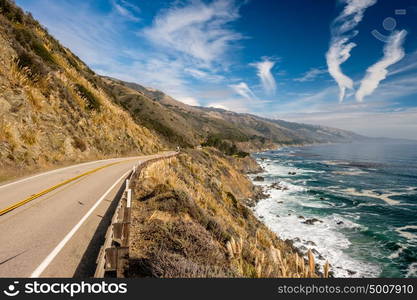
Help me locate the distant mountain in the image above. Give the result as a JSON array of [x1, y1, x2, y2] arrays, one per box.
[[103, 77, 365, 152]]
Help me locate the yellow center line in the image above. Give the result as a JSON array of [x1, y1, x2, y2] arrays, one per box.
[[0, 159, 134, 216]]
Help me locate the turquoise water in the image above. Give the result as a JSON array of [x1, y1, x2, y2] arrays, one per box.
[[252, 142, 417, 278]]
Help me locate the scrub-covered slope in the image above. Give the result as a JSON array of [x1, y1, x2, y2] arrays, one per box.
[[0, 0, 162, 180]]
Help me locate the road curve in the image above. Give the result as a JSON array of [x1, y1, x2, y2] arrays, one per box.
[[0, 152, 176, 277]]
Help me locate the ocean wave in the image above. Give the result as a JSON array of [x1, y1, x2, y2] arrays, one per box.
[[258, 160, 321, 177], [341, 188, 402, 206], [395, 225, 417, 243], [253, 196, 380, 278], [332, 170, 368, 176], [406, 262, 417, 278], [388, 243, 407, 259]]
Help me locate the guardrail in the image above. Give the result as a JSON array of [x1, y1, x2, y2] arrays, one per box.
[[94, 153, 177, 278]]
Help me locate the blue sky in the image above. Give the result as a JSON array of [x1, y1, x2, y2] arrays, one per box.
[[16, 0, 417, 139]]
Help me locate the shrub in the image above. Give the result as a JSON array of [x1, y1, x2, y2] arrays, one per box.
[[16, 50, 46, 80], [0, 0, 24, 23], [13, 26, 34, 48], [72, 136, 87, 152], [202, 135, 249, 157], [32, 42, 55, 65], [74, 83, 100, 110]]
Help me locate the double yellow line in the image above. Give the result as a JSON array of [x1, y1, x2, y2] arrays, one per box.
[[0, 160, 125, 216]]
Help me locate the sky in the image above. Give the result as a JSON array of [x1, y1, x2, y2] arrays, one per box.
[[15, 0, 417, 139]]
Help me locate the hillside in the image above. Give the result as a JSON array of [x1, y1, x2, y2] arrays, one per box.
[[127, 149, 326, 278], [103, 77, 364, 153], [0, 0, 163, 180]]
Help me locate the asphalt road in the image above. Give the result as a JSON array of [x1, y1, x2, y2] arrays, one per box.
[[0, 152, 175, 277]]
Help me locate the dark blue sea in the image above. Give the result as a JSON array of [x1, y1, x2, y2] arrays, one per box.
[[252, 142, 417, 278]]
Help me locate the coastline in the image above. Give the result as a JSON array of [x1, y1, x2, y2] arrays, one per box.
[[126, 148, 327, 277], [246, 142, 417, 278], [245, 144, 377, 278]]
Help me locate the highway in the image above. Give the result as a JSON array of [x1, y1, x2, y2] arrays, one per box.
[[0, 152, 175, 277]]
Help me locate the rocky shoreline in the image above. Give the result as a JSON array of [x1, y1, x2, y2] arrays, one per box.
[[244, 150, 369, 278]]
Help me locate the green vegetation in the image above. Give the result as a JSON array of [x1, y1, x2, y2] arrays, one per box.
[[202, 135, 249, 157], [0, 0, 24, 23], [74, 83, 101, 110], [32, 41, 55, 65], [1, 0, 162, 179], [128, 149, 325, 278], [16, 51, 45, 80]]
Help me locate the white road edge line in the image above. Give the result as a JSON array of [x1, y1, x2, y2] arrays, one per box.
[[30, 169, 132, 278], [0, 158, 117, 190]]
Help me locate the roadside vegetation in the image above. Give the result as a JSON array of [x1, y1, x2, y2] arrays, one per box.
[[127, 148, 329, 278]]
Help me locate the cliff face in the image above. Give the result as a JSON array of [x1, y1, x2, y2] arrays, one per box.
[[127, 149, 322, 278], [0, 1, 162, 180]]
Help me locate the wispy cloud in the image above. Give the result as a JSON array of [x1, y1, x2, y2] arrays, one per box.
[[111, 0, 140, 22], [294, 67, 327, 82], [229, 82, 257, 100], [388, 50, 417, 76], [184, 68, 224, 82], [356, 30, 407, 102], [141, 0, 242, 66], [277, 106, 417, 140], [251, 58, 276, 95], [33, 0, 246, 106], [326, 0, 377, 102], [175, 96, 200, 106]]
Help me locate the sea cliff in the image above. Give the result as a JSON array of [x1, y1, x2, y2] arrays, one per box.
[[126, 148, 328, 277]]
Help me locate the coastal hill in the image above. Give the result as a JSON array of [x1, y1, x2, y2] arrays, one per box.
[[104, 76, 364, 152], [0, 0, 163, 180]]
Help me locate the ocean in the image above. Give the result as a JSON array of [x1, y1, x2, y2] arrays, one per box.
[[251, 142, 417, 278]]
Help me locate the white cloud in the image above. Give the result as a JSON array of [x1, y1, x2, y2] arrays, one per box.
[[251, 58, 276, 95], [294, 67, 327, 82], [326, 0, 377, 102], [388, 51, 417, 76], [141, 0, 242, 66], [229, 82, 257, 100], [207, 99, 251, 112], [174, 96, 200, 106], [277, 107, 417, 140], [208, 103, 230, 110], [184, 68, 224, 82], [356, 30, 407, 102], [111, 0, 140, 22]]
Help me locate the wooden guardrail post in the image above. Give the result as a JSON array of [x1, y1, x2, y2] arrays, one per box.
[[94, 152, 178, 278]]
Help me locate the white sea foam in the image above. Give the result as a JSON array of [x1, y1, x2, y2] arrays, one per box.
[[395, 225, 417, 242], [252, 183, 380, 277], [406, 262, 417, 278], [388, 243, 407, 259], [341, 188, 402, 205], [332, 170, 368, 176]]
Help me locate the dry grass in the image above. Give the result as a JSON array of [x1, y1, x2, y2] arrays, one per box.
[[0, 9, 164, 177], [128, 149, 331, 278]]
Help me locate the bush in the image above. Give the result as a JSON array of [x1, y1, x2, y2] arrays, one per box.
[[1, 0, 24, 23], [202, 135, 249, 157], [32, 42, 55, 65], [16, 50, 46, 80], [13, 27, 34, 48], [74, 83, 100, 110], [72, 136, 87, 152]]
